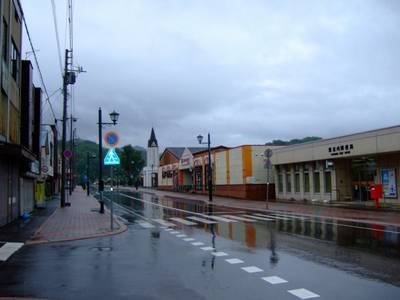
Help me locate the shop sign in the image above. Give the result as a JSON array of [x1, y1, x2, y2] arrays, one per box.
[[381, 168, 397, 198], [328, 144, 354, 157]]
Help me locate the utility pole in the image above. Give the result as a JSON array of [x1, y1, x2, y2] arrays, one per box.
[[61, 50, 68, 207], [60, 49, 76, 207]]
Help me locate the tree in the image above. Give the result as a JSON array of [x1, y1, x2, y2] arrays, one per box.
[[120, 145, 145, 185], [266, 136, 322, 146]]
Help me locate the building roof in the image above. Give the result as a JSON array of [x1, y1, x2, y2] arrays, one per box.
[[147, 127, 158, 148], [163, 147, 207, 159]]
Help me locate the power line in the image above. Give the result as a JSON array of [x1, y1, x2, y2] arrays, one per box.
[[50, 0, 63, 77], [21, 8, 57, 121]]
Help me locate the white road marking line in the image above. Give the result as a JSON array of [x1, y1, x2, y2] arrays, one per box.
[[164, 228, 173, 231], [288, 288, 320, 299], [176, 234, 187, 238], [200, 246, 215, 251], [242, 214, 274, 221], [187, 216, 217, 224], [169, 217, 198, 226], [241, 266, 263, 273], [225, 258, 244, 264], [183, 238, 195, 242], [211, 251, 228, 257], [206, 215, 238, 223], [169, 231, 180, 234], [262, 276, 288, 284], [191, 242, 205, 246], [0, 242, 24, 261], [152, 219, 176, 227], [222, 215, 257, 222], [254, 213, 291, 221], [137, 221, 155, 229]]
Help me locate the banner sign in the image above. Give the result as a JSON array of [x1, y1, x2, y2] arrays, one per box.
[[381, 168, 397, 198]]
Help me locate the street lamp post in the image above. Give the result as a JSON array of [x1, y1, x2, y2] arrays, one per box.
[[98, 107, 119, 213], [86, 152, 96, 196], [197, 133, 212, 202], [69, 116, 77, 196]]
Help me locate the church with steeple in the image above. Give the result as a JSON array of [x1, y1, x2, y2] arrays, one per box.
[[142, 128, 159, 187]]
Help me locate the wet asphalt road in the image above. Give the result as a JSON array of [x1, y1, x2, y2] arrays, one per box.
[[0, 191, 400, 300]]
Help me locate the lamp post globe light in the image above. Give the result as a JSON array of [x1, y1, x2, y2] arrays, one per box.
[[197, 133, 212, 202], [98, 107, 120, 214]]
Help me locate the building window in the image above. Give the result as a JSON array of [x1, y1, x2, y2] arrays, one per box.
[[11, 40, 20, 82], [286, 172, 291, 193], [325, 171, 332, 193], [304, 172, 310, 193], [314, 172, 320, 193], [278, 174, 283, 192], [50, 142, 54, 167], [295, 173, 300, 193], [2, 20, 8, 63]]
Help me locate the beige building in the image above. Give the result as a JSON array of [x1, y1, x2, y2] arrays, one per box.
[[271, 125, 400, 204]]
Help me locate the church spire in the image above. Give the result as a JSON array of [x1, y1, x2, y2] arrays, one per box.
[[148, 127, 158, 148]]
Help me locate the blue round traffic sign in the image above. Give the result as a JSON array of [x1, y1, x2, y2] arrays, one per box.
[[104, 131, 120, 147]]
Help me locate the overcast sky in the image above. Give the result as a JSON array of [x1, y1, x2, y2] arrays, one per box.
[[21, 0, 400, 149]]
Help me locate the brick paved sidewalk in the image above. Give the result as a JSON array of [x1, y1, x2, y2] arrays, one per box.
[[28, 187, 127, 244], [130, 188, 400, 226]]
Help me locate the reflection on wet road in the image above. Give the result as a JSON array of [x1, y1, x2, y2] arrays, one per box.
[[99, 190, 400, 299]]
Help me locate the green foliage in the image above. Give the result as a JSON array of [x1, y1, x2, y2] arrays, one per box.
[[266, 136, 322, 146], [73, 139, 146, 186]]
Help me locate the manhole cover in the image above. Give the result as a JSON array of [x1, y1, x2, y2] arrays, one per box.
[[91, 246, 112, 252]]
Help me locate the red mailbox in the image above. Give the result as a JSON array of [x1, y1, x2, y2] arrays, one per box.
[[370, 184, 383, 208]]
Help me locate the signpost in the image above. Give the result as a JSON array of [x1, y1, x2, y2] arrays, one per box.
[[103, 135, 121, 231], [63, 149, 73, 159], [264, 149, 273, 209]]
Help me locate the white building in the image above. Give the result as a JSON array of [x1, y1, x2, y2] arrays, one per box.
[[143, 128, 159, 187]]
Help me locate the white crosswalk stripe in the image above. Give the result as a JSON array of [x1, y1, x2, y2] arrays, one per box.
[[0, 242, 24, 261], [222, 215, 257, 222], [254, 213, 291, 221], [169, 217, 198, 226], [288, 288, 320, 299], [152, 219, 176, 227], [242, 214, 275, 221], [206, 215, 238, 223], [137, 221, 155, 228], [186, 216, 217, 224], [211, 251, 228, 257]]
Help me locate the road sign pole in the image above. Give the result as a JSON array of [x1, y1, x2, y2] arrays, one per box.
[[111, 166, 114, 231]]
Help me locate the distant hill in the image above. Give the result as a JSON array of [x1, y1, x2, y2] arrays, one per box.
[[266, 136, 322, 146]]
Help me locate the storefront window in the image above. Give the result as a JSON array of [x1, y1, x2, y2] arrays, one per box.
[[286, 172, 291, 193], [304, 172, 310, 193], [194, 166, 202, 190], [295, 173, 300, 192], [278, 174, 283, 192], [314, 172, 320, 193], [324, 171, 332, 193]]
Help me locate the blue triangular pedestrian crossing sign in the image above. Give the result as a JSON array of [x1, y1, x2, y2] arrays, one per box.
[[104, 148, 120, 165]]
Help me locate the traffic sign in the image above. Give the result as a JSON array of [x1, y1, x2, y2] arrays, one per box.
[[104, 148, 120, 165], [104, 131, 120, 147], [64, 149, 73, 159]]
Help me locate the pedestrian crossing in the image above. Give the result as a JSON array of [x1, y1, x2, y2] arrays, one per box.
[[0, 242, 24, 262], [136, 211, 305, 229]]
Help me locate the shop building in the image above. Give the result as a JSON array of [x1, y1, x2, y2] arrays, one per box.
[[194, 145, 280, 201], [271, 125, 400, 204], [158, 147, 206, 191]]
